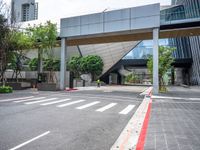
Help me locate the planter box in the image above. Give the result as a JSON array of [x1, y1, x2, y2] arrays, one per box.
[[37, 83, 58, 91]]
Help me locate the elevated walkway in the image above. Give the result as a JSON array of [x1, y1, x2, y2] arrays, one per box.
[[59, 3, 200, 92]]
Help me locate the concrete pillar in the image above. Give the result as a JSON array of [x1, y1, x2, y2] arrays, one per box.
[[60, 38, 67, 90], [153, 28, 159, 94]]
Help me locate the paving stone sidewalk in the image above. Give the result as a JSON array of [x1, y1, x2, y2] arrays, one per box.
[[144, 87, 200, 150]]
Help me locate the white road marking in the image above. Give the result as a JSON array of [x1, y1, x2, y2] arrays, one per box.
[[57, 100, 85, 108], [119, 105, 135, 115], [152, 95, 200, 101], [152, 95, 183, 100], [189, 98, 200, 101], [25, 98, 58, 105], [76, 101, 100, 110], [40, 99, 70, 106], [0, 96, 34, 102], [96, 103, 117, 112], [14, 97, 46, 103], [9, 131, 50, 150]]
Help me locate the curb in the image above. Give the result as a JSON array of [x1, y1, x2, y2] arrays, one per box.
[[110, 87, 153, 150], [135, 93, 152, 150]]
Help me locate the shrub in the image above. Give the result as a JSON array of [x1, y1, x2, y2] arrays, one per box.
[[28, 58, 38, 71], [0, 86, 13, 93], [43, 58, 60, 71]]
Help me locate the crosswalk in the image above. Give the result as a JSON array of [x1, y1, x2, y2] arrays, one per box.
[[1, 96, 137, 115]]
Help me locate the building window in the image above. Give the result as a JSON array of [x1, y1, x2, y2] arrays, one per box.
[[34, 2, 38, 20], [22, 4, 30, 22]]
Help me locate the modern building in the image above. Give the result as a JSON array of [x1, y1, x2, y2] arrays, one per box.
[[11, 0, 38, 23], [170, 0, 200, 85], [100, 0, 200, 86]]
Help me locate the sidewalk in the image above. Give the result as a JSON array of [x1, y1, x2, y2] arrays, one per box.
[[144, 86, 200, 150]]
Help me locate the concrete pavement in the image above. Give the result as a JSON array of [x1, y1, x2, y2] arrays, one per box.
[[145, 86, 200, 150]]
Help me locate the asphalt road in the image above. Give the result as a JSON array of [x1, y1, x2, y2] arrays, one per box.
[[0, 89, 143, 150]]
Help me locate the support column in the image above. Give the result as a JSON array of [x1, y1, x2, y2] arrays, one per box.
[[153, 28, 159, 94], [60, 38, 67, 90]]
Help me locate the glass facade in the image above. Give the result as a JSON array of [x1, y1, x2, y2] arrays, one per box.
[[123, 38, 191, 60], [161, 0, 200, 25], [171, 0, 200, 85]]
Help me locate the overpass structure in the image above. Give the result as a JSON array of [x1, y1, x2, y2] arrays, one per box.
[[59, 3, 200, 94]]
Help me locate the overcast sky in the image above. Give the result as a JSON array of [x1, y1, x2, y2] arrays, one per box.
[[4, 0, 171, 26]]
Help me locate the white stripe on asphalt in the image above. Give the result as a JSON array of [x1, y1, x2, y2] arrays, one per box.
[[14, 97, 46, 103], [96, 103, 117, 112], [9, 131, 50, 150], [25, 98, 58, 105], [119, 105, 135, 115], [57, 100, 85, 108], [40, 99, 71, 106], [76, 101, 100, 110], [0, 96, 34, 102]]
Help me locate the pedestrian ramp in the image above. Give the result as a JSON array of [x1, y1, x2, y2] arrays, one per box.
[[1, 96, 136, 115]]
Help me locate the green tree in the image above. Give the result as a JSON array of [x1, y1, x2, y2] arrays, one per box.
[[0, 0, 9, 85], [68, 55, 104, 81], [80, 55, 103, 80], [0, 1, 18, 85], [68, 56, 82, 78], [28, 21, 57, 73], [8, 31, 33, 81], [147, 46, 175, 92], [43, 58, 60, 71]]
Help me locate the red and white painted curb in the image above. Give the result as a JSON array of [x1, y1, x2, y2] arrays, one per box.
[[111, 87, 152, 150]]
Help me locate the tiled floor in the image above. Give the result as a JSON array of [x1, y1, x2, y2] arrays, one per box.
[[145, 100, 200, 150]]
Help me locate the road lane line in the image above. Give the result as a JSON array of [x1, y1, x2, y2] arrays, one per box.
[[57, 100, 85, 108], [25, 98, 58, 104], [119, 105, 135, 115], [14, 97, 46, 103], [40, 99, 70, 106], [9, 131, 50, 150], [96, 103, 117, 112], [0, 96, 34, 102], [76, 101, 100, 110]]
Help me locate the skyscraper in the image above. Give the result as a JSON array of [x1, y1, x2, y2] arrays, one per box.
[[171, 0, 200, 85], [11, 0, 38, 23]]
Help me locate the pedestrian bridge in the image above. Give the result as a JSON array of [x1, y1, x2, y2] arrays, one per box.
[[59, 3, 200, 93], [60, 3, 200, 45]]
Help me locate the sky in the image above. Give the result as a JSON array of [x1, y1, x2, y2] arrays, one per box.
[[4, 0, 171, 26]]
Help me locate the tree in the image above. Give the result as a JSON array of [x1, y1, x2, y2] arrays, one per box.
[[0, 14, 9, 85], [68, 55, 104, 81], [28, 21, 57, 73], [0, 0, 14, 86], [68, 56, 82, 78], [8, 31, 33, 81], [147, 46, 175, 91], [80, 55, 103, 80]]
